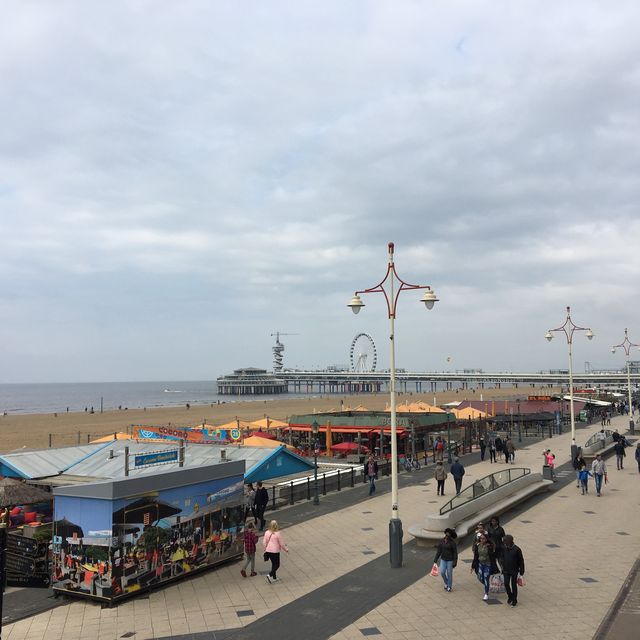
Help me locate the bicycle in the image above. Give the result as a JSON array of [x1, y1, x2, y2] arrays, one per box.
[[402, 454, 421, 472]]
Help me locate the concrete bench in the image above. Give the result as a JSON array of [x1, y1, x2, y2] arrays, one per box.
[[408, 470, 552, 546]]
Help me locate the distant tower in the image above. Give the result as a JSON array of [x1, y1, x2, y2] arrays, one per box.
[[271, 332, 300, 372]]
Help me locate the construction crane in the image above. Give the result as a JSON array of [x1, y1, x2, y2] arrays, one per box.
[[271, 332, 300, 372]]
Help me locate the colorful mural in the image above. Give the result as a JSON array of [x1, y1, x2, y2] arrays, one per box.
[[52, 475, 245, 601], [133, 425, 242, 444]]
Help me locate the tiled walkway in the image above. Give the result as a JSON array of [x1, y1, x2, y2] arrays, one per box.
[[3, 416, 638, 640]]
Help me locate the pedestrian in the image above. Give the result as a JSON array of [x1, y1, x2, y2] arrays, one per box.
[[505, 438, 515, 464], [254, 481, 269, 531], [434, 460, 448, 496], [501, 534, 525, 606], [597, 428, 607, 449], [487, 516, 506, 572], [591, 453, 607, 497], [433, 527, 458, 592], [578, 466, 593, 495], [435, 437, 445, 462], [364, 453, 378, 496], [612, 429, 621, 443], [635, 443, 640, 473], [479, 437, 486, 461], [263, 520, 289, 583], [471, 532, 495, 601], [449, 457, 465, 495], [614, 439, 626, 470], [488, 435, 497, 463], [495, 435, 504, 462], [573, 449, 586, 487], [240, 521, 258, 578], [244, 482, 256, 521]]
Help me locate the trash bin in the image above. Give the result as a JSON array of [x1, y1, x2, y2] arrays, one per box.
[[542, 465, 554, 481]]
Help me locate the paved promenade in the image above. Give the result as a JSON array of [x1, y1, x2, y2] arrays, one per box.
[[3, 415, 638, 640]]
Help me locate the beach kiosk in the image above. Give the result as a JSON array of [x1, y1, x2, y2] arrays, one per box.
[[51, 460, 245, 603]]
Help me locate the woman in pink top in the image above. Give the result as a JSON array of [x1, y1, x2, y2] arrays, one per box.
[[263, 520, 289, 583]]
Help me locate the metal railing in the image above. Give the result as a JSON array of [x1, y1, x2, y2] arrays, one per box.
[[440, 467, 531, 515]]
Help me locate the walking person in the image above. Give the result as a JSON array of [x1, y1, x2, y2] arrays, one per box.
[[450, 457, 465, 495], [487, 516, 506, 572], [240, 521, 257, 578], [471, 532, 495, 601], [636, 442, 640, 473], [434, 460, 448, 496], [502, 534, 525, 606], [244, 482, 256, 522], [495, 435, 504, 462], [433, 528, 458, 592], [479, 436, 486, 461], [364, 453, 379, 496], [488, 435, 497, 463], [505, 438, 515, 464], [254, 481, 269, 531], [578, 466, 593, 495], [263, 520, 289, 583], [573, 450, 586, 488], [591, 454, 607, 497], [614, 439, 626, 470]]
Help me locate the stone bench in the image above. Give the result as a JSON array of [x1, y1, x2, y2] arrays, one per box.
[[408, 471, 552, 546]]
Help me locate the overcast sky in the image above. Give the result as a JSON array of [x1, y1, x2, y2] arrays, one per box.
[[1, 1, 639, 383]]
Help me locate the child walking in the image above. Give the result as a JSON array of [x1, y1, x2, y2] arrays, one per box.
[[240, 521, 258, 577], [578, 467, 593, 495]]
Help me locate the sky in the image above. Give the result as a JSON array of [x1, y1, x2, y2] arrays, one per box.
[[1, 1, 639, 383]]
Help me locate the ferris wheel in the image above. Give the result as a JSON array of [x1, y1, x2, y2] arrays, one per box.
[[350, 333, 377, 373]]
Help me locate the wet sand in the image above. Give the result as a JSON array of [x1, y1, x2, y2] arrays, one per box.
[[0, 387, 557, 453]]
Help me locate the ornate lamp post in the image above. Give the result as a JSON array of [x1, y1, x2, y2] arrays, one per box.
[[348, 242, 438, 568], [611, 329, 638, 435], [545, 306, 594, 452], [311, 420, 320, 505]]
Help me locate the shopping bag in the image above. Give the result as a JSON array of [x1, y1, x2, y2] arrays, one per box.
[[604, 474, 608, 484], [489, 573, 505, 594], [517, 574, 526, 587], [263, 552, 269, 562], [430, 563, 439, 577]]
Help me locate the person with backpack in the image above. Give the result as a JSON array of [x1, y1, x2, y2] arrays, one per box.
[[449, 457, 465, 495], [434, 437, 445, 461], [432, 528, 458, 592]]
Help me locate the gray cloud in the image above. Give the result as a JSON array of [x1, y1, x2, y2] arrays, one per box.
[[1, 1, 639, 382]]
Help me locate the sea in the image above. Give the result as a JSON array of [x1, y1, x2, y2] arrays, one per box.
[[0, 381, 317, 415]]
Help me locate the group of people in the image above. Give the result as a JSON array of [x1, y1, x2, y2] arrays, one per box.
[[433, 517, 525, 606], [433, 457, 466, 495], [479, 435, 516, 463], [242, 482, 290, 583]]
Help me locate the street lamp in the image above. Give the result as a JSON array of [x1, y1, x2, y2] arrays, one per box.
[[611, 328, 638, 436], [348, 241, 438, 568], [446, 412, 452, 464], [546, 306, 593, 452], [311, 420, 320, 505]]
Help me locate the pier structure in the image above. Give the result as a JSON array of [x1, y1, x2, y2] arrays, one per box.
[[217, 367, 640, 396]]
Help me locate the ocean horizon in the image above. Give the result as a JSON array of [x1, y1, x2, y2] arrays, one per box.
[[0, 380, 318, 416]]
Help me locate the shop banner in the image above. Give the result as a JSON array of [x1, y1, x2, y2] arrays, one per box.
[[134, 425, 242, 444]]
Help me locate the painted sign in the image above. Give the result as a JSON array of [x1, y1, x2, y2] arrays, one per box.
[[133, 425, 242, 444], [134, 449, 179, 467]]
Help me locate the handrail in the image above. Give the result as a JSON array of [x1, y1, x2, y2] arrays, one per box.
[[440, 468, 531, 515], [584, 430, 613, 448]]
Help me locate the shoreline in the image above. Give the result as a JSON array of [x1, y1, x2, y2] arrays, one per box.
[[0, 387, 558, 454]]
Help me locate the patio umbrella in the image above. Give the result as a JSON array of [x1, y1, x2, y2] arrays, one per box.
[[0, 478, 52, 508], [112, 497, 182, 525], [54, 517, 84, 539], [331, 442, 369, 453], [252, 430, 277, 440]]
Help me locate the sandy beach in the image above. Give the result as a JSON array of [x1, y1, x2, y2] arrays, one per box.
[[0, 387, 558, 453]]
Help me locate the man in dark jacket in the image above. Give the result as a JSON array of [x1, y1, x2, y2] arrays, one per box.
[[254, 481, 269, 531], [614, 439, 626, 470], [449, 458, 466, 495], [502, 534, 525, 606]]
